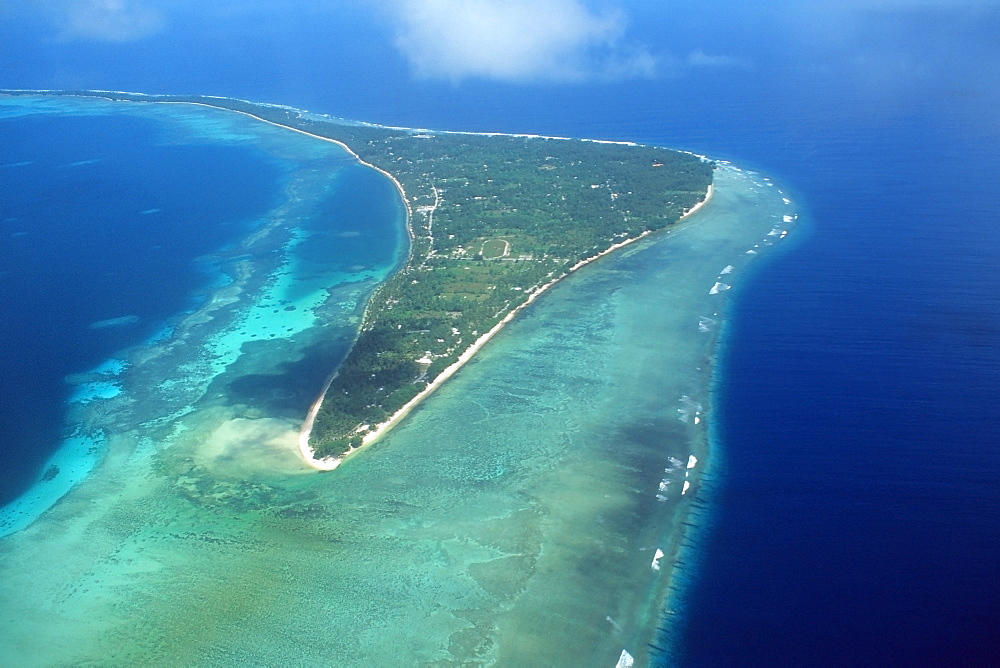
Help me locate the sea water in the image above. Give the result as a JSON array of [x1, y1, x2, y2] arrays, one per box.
[[0, 106, 281, 510], [2, 94, 998, 665], [0, 96, 406, 537], [670, 104, 1000, 666]]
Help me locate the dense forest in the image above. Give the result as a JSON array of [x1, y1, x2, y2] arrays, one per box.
[[12, 90, 714, 459]]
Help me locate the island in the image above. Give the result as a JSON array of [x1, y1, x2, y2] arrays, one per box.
[[281, 109, 714, 466], [4, 89, 713, 469]]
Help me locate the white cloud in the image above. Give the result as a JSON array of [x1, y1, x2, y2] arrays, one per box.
[[387, 0, 657, 83], [44, 0, 164, 42]]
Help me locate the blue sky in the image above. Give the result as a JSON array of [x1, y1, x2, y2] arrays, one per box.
[[4, 1, 998, 84]]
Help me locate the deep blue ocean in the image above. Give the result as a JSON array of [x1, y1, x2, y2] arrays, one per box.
[[2, 2, 998, 664], [0, 113, 285, 507]]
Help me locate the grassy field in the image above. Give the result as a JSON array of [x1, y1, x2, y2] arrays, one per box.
[[480, 238, 510, 259]]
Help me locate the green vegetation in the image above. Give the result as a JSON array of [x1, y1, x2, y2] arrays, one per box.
[[302, 125, 713, 458], [7, 90, 714, 458], [480, 238, 510, 260]]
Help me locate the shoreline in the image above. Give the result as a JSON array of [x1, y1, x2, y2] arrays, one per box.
[[300, 183, 714, 471]]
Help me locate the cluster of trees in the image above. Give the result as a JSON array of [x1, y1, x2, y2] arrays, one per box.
[[353, 132, 713, 254]]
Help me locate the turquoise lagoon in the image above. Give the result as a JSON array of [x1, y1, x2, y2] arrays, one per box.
[[0, 97, 794, 664]]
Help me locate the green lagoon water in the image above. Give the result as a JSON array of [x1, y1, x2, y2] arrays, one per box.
[[0, 100, 794, 665]]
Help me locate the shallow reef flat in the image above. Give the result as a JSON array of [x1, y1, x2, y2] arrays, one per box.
[[0, 135, 795, 663]]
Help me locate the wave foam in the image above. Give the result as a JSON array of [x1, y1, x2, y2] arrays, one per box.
[[651, 548, 665, 571], [617, 649, 635, 668], [709, 282, 731, 294]]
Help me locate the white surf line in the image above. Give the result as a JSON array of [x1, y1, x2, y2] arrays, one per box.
[[709, 282, 731, 295], [709, 262, 738, 295], [651, 547, 666, 571], [682, 455, 699, 496], [74, 90, 725, 156]]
